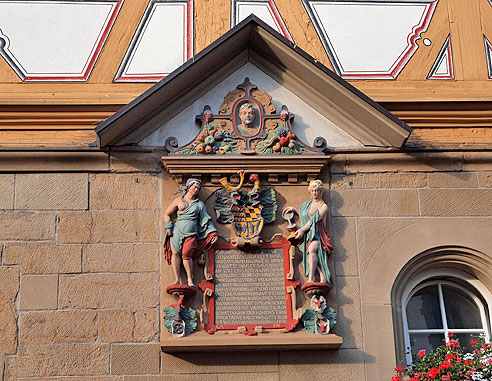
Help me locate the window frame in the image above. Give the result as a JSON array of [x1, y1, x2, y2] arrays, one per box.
[[401, 269, 492, 365]]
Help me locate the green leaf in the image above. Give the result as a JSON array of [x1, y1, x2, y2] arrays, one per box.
[[181, 307, 197, 321], [302, 319, 316, 335], [185, 320, 198, 335], [301, 308, 316, 321], [163, 318, 173, 333], [164, 306, 176, 318], [322, 307, 337, 328]]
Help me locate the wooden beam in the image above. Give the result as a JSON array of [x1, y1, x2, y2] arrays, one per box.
[[480, 0, 492, 68], [89, 0, 149, 83], [398, 0, 451, 80], [0, 83, 152, 105], [0, 130, 97, 146], [0, 56, 21, 83], [195, 0, 231, 53], [351, 80, 492, 102], [0, 105, 119, 129], [409, 127, 492, 145], [447, 0, 488, 80], [275, 0, 333, 70]]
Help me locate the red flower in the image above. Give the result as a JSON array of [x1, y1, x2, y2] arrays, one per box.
[[439, 361, 452, 370], [470, 339, 478, 345], [427, 367, 440, 379], [445, 353, 455, 360], [418, 350, 426, 358], [447, 332, 454, 338], [446, 339, 458, 348]]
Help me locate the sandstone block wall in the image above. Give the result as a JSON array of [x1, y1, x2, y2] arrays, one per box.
[[1, 158, 491, 380], [1, 172, 162, 380]]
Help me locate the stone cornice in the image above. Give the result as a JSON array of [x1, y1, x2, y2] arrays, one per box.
[[161, 155, 331, 184]]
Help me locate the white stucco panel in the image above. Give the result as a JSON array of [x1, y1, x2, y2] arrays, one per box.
[[234, 1, 292, 41], [0, 0, 120, 81], [306, 0, 437, 79], [140, 63, 363, 148], [115, 0, 193, 82]]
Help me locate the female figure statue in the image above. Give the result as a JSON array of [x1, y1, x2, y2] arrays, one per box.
[[164, 178, 218, 286], [292, 180, 333, 284]]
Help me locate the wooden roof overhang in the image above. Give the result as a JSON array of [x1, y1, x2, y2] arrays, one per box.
[[96, 16, 412, 149]]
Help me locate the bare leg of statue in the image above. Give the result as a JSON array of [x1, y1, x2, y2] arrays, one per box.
[[183, 258, 195, 287], [171, 246, 181, 285], [308, 240, 319, 283], [318, 266, 327, 283]]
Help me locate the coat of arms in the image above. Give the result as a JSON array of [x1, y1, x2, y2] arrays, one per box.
[[214, 170, 277, 245]]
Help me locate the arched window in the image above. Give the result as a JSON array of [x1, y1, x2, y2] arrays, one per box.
[[401, 270, 491, 365]]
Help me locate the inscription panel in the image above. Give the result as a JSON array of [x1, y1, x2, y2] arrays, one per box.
[[214, 247, 287, 326]]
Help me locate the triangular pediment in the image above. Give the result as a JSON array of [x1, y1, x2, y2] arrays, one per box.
[[96, 16, 411, 149]]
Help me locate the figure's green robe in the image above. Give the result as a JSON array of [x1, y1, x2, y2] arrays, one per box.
[[166, 199, 216, 255], [298, 199, 333, 285]]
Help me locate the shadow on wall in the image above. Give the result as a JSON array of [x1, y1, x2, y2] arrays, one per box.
[[164, 347, 375, 379]]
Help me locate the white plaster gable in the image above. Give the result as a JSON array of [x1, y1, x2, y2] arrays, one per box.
[[139, 63, 363, 149]]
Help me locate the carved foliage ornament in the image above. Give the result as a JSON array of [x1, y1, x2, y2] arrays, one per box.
[[168, 77, 327, 156]]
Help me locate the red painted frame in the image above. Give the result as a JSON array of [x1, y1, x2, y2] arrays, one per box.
[[232, 97, 264, 139], [199, 237, 299, 334], [266, 0, 293, 42]]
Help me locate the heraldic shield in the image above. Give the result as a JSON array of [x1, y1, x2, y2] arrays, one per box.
[[231, 204, 264, 239]]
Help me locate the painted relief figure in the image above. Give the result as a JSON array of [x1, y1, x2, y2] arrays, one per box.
[[235, 102, 260, 137], [164, 178, 218, 286], [288, 180, 333, 284]]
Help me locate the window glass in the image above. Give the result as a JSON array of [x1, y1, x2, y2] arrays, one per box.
[[404, 279, 490, 365], [442, 285, 482, 329], [406, 285, 442, 329], [409, 333, 443, 357], [454, 332, 482, 353]]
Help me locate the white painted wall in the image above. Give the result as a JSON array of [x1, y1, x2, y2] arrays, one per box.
[[0, 0, 118, 79], [235, 1, 291, 40], [307, 0, 435, 78], [116, 1, 192, 81]]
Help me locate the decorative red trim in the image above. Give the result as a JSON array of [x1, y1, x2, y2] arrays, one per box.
[[202, 238, 300, 333], [232, 98, 264, 139], [301, 282, 331, 294], [340, 1, 437, 80], [24, 0, 122, 81], [114, 75, 170, 82], [186, 0, 193, 60], [166, 284, 197, 297], [267, 0, 293, 42]]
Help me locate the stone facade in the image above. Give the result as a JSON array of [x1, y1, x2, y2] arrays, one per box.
[[1, 1, 491, 379], [1, 155, 491, 380]]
